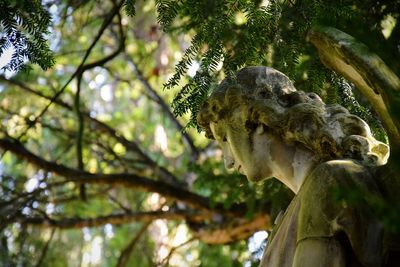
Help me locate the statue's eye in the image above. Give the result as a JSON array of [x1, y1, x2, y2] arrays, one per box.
[[222, 137, 227, 142]]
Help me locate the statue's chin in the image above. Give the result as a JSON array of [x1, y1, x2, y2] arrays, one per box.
[[244, 169, 273, 182], [246, 174, 268, 183]]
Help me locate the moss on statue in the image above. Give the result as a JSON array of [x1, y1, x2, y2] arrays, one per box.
[[198, 66, 399, 266]]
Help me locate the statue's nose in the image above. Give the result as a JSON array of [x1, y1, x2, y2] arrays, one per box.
[[224, 156, 235, 169]]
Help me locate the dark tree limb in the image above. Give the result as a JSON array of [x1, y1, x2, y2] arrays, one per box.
[[0, 76, 182, 186], [20, 210, 270, 245], [0, 137, 248, 216], [20, 210, 209, 229], [308, 26, 400, 150], [75, 73, 86, 201]]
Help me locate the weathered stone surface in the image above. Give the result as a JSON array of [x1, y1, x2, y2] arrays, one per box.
[[198, 66, 389, 167], [198, 66, 396, 266]]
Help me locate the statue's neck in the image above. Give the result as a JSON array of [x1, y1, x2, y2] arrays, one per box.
[[290, 148, 318, 193], [272, 143, 318, 194]]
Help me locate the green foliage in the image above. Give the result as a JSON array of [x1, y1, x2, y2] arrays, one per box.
[[155, 0, 181, 31], [198, 241, 248, 267], [125, 0, 137, 16], [333, 77, 389, 143], [192, 158, 293, 219], [157, 0, 400, 128], [192, 158, 257, 210], [0, 0, 54, 71], [1, 0, 399, 266], [334, 186, 400, 234]]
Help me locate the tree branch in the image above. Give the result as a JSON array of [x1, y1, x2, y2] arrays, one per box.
[[34, 228, 56, 267], [116, 222, 151, 267], [0, 137, 248, 216], [308, 25, 400, 149], [124, 54, 199, 161], [75, 73, 86, 201], [0, 76, 182, 186], [191, 213, 270, 244], [18, 0, 125, 138], [21, 210, 271, 245], [20, 210, 209, 229], [79, 9, 126, 72], [160, 237, 196, 266]]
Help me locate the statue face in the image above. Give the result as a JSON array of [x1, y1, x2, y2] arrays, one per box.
[[210, 117, 276, 182]]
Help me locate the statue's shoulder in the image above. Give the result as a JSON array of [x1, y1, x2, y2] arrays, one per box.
[[298, 159, 385, 266], [311, 159, 372, 178], [297, 160, 368, 226], [298, 158, 380, 238], [304, 159, 378, 194]]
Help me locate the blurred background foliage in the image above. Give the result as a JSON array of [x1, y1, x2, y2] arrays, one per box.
[[0, 0, 399, 266]]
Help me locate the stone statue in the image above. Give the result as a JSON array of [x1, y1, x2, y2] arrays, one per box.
[[197, 66, 394, 266]]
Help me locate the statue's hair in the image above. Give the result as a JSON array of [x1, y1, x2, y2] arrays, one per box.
[[197, 66, 389, 166]]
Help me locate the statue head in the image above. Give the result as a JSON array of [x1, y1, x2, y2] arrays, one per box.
[[197, 66, 389, 182]]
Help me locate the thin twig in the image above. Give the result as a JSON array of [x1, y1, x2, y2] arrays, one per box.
[[116, 221, 152, 267], [0, 181, 67, 210], [108, 194, 132, 212], [16, 0, 125, 140], [160, 237, 196, 266], [75, 73, 86, 201], [34, 228, 56, 267], [0, 76, 183, 186], [124, 54, 199, 161]]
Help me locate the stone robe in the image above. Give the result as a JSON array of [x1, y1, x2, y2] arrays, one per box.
[[259, 159, 391, 267]]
